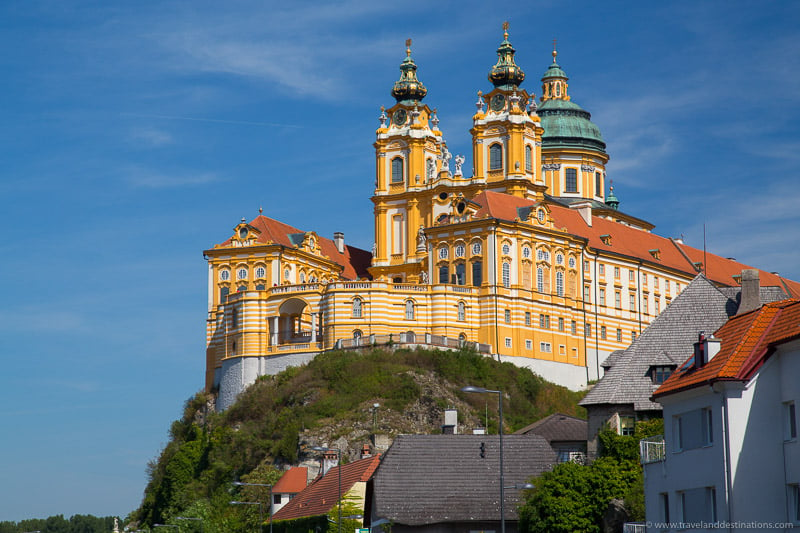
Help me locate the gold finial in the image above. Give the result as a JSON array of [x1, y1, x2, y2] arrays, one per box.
[[380, 105, 385, 111], [405, 38, 412, 56], [552, 38, 558, 62], [502, 21, 509, 38], [259, 206, 263, 215], [477, 90, 483, 96]]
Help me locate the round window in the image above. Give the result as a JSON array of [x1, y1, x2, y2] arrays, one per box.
[[237, 268, 248, 280], [219, 269, 230, 281], [472, 242, 482, 255]]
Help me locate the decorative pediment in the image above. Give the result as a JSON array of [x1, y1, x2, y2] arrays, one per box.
[[525, 202, 553, 227], [229, 218, 261, 248]]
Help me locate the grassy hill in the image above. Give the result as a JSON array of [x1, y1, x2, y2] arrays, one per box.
[[134, 346, 587, 529]]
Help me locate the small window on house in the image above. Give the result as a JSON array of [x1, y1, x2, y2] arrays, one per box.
[[651, 365, 674, 384], [537, 267, 544, 292], [525, 339, 532, 350], [237, 268, 248, 280], [565, 168, 578, 192], [391, 157, 404, 183], [405, 300, 415, 320], [620, 416, 635, 436], [472, 261, 483, 286], [785, 401, 797, 441], [599, 288, 606, 307], [558, 317, 564, 331], [352, 297, 363, 318], [439, 246, 449, 259], [504, 309, 511, 324], [556, 271, 564, 296], [600, 326, 607, 340], [220, 269, 231, 281], [256, 284, 265, 290], [583, 285, 591, 303], [504, 337, 512, 348], [614, 266, 620, 279], [615, 291, 621, 309], [540, 342, 552, 353], [585, 324, 591, 337], [439, 265, 449, 284], [255, 266, 266, 278], [455, 244, 465, 257], [616, 328, 622, 342], [524, 311, 531, 326], [489, 143, 503, 170], [457, 301, 466, 321], [660, 493, 670, 524], [595, 171, 602, 197], [629, 270, 635, 282], [629, 293, 636, 311], [472, 242, 482, 255], [571, 320, 577, 335], [599, 264, 605, 276], [643, 296, 649, 314], [539, 314, 549, 329], [632, 331, 637, 341], [502, 262, 510, 288]]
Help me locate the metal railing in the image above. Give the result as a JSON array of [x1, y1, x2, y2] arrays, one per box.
[[639, 435, 665, 464], [622, 523, 645, 533]]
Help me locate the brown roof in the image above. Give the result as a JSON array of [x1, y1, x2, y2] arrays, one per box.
[[272, 467, 308, 495], [272, 455, 380, 521], [469, 190, 800, 292], [214, 215, 372, 280], [513, 413, 587, 443], [653, 299, 800, 398]]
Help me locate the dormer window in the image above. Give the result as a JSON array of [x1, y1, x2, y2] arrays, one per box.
[[600, 234, 612, 246], [649, 248, 661, 260], [650, 365, 675, 384], [239, 228, 248, 239]]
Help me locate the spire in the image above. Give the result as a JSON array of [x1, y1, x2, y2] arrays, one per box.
[[540, 41, 569, 101], [391, 39, 427, 103], [605, 182, 620, 210], [488, 22, 525, 89]]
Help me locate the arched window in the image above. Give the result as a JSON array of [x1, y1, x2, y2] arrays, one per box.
[[391, 157, 404, 183], [255, 266, 266, 278], [556, 271, 564, 297], [219, 269, 230, 281], [525, 145, 532, 172], [405, 300, 415, 320], [537, 267, 544, 292], [502, 262, 511, 288], [352, 297, 363, 318], [457, 301, 466, 321], [237, 267, 248, 280], [439, 265, 449, 284], [565, 168, 578, 193], [489, 143, 503, 170], [472, 261, 483, 287]]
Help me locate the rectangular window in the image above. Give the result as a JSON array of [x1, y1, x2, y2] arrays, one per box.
[[643, 296, 649, 314], [680, 487, 717, 524], [525, 311, 531, 326], [660, 493, 670, 524], [629, 270, 635, 282], [472, 261, 483, 287], [599, 288, 606, 306], [539, 314, 550, 329], [675, 408, 713, 451], [504, 309, 511, 324], [565, 168, 578, 192], [504, 337, 512, 348], [785, 401, 797, 441], [571, 320, 577, 335], [392, 215, 403, 255], [616, 328, 622, 342], [614, 266, 620, 278], [525, 339, 532, 350], [583, 285, 591, 303], [655, 298, 660, 313], [540, 342, 552, 353], [599, 264, 605, 276], [789, 484, 800, 524], [614, 290, 621, 309], [654, 276, 659, 289], [595, 171, 602, 197], [620, 416, 635, 436], [632, 331, 637, 342], [559, 345, 566, 356], [600, 326, 607, 340], [584, 260, 590, 273], [585, 324, 591, 337], [558, 317, 565, 331], [629, 293, 636, 311]]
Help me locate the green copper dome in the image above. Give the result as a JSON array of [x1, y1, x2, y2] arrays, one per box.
[[538, 51, 606, 154], [605, 185, 620, 210], [391, 40, 427, 104], [488, 24, 525, 89]]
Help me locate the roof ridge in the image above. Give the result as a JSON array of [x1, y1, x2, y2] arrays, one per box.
[[720, 305, 781, 378]]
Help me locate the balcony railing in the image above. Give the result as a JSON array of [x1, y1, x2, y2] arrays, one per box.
[[623, 523, 645, 533], [639, 435, 665, 464]]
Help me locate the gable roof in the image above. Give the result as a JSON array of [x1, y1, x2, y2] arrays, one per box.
[[653, 299, 800, 398], [272, 455, 380, 521], [272, 466, 308, 495], [513, 413, 587, 443], [212, 215, 372, 280], [369, 434, 556, 526], [467, 190, 800, 294], [580, 274, 738, 411]]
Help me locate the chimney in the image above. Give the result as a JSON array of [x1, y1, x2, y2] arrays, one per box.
[[705, 335, 721, 362], [737, 269, 761, 315], [360, 443, 372, 459], [333, 232, 345, 254], [570, 201, 593, 227], [694, 332, 706, 367], [441, 408, 458, 435], [321, 450, 338, 476]]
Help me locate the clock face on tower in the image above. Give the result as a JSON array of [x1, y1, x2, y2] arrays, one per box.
[[392, 108, 407, 126], [490, 93, 506, 111]]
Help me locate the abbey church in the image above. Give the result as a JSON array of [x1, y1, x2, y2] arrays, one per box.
[[204, 27, 800, 410]]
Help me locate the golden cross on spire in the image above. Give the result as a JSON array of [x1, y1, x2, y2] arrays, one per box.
[[502, 21, 509, 38], [552, 38, 558, 62]]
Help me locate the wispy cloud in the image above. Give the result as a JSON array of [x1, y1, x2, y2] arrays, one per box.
[[126, 168, 220, 188]]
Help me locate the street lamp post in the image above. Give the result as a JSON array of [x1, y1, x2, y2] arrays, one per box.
[[461, 385, 505, 533], [310, 446, 342, 533], [232, 481, 273, 533], [230, 501, 264, 533]]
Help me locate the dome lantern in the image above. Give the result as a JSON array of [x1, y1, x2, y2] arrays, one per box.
[[391, 39, 428, 104], [488, 22, 525, 90]]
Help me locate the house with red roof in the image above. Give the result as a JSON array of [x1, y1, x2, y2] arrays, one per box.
[[271, 455, 380, 531], [203, 25, 800, 410], [642, 299, 800, 530], [271, 467, 308, 515]]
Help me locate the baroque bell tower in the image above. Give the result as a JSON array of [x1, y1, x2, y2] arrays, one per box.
[[371, 40, 446, 283], [471, 23, 545, 200]]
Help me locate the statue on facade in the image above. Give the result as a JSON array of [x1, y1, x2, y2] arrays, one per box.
[[420, 270, 429, 284], [454, 154, 465, 176], [416, 226, 427, 252], [440, 145, 452, 173]]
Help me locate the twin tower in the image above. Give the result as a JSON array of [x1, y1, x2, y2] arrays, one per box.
[[370, 26, 611, 283]]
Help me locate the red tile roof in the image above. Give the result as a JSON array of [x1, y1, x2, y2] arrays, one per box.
[[653, 299, 800, 398], [272, 467, 308, 494], [469, 190, 799, 293], [214, 215, 372, 280], [272, 455, 381, 521]]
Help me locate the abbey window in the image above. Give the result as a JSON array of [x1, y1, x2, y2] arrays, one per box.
[[391, 157, 404, 183], [525, 145, 532, 172], [565, 168, 578, 193], [489, 143, 503, 170]]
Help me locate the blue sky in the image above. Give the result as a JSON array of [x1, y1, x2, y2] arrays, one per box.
[[2, 0, 799, 522]]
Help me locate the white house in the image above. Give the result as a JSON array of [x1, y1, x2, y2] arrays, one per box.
[[642, 299, 800, 532]]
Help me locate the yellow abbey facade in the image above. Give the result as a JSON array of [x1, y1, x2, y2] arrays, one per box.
[[204, 28, 800, 410]]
